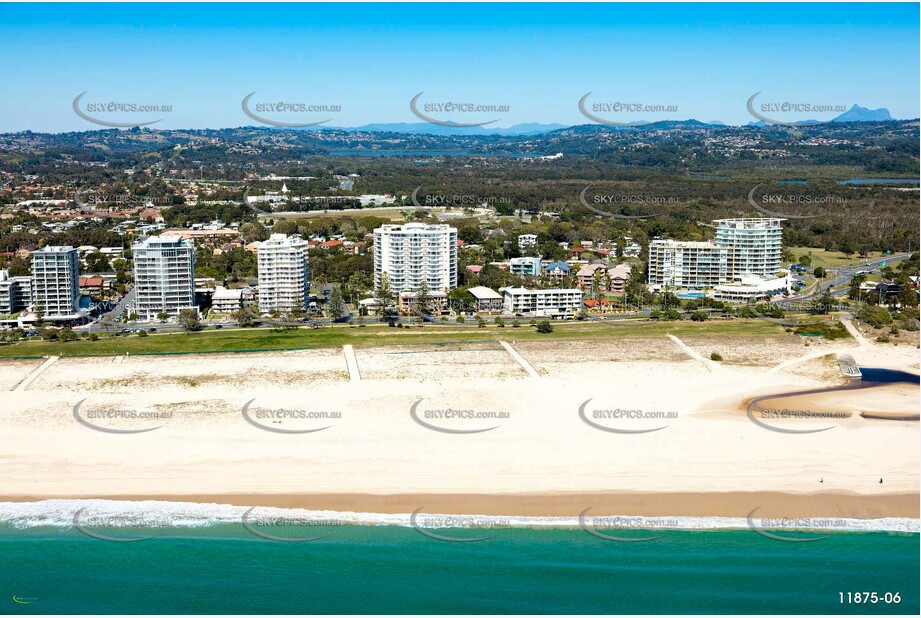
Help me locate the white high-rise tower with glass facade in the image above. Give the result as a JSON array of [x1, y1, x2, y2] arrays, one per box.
[[714, 218, 784, 279], [256, 234, 310, 313], [31, 246, 80, 317], [132, 236, 196, 318], [373, 223, 458, 292]]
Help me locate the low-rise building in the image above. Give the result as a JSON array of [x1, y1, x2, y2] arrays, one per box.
[[509, 256, 542, 277], [398, 290, 449, 316], [712, 274, 792, 303], [500, 286, 584, 317], [608, 263, 632, 294], [577, 264, 608, 290], [211, 286, 255, 313], [543, 260, 571, 281], [467, 286, 503, 313], [621, 242, 642, 258], [518, 233, 537, 250]]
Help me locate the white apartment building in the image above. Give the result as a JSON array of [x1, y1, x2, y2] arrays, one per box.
[[518, 233, 538, 250], [373, 223, 457, 292], [714, 218, 784, 278], [0, 270, 32, 315], [647, 240, 730, 291], [648, 218, 785, 291], [211, 286, 255, 313], [256, 234, 310, 313], [712, 274, 793, 303], [509, 256, 542, 277], [132, 236, 196, 318], [500, 287, 584, 317], [31, 246, 80, 317]]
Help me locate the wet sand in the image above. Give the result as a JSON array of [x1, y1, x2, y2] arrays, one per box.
[[2, 491, 917, 519]]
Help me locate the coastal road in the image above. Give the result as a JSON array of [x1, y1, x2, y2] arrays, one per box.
[[789, 253, 911, 301]]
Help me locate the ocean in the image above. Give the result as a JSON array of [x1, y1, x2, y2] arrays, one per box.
[[2, 522, 918, 614]]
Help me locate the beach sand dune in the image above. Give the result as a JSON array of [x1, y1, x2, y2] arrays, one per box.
[[1, 334, 917, 518]]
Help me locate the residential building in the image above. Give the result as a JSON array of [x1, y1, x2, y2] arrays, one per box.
[[132, 236, 196, 318], [577, 263, 633, 293], [518, 233, 538, 250], [500, 286, 584, 317], [875, 281, 902, 300], [608, 263, 633, 294], [373, 223, 457, 292], [621, 241, 642, 258], [256, 234, 310, 313], [0, 270, 32, 315], [398, 290, 448, 316], [78, 276, 105, 296], [31, 246, 80, 317], [467, 286, 503, 313], [648, 218, 785, 291], [714, 218, 784, 279], [509, 256, 542, 277], [647, 240, 730, 291], [543, 260, 571, 282], [212, 286, 255, 313], [577, 264, 608, 291], [712, 274, 792, 303]]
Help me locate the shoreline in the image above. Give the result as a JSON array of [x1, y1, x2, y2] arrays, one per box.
[[2, 491, 918, 519]]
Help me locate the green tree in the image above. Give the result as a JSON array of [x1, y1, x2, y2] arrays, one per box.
[[327, 286, 346, 321], [376, 272, 396, 321], [232, 308, 255, 327], [178, 309, 201, 333], [415, 279, 432, 318], [535, 320, 554, 334], [809, 290, 834, 315]]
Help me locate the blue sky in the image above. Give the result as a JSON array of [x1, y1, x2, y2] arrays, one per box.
[[0, 2, 918, 132]]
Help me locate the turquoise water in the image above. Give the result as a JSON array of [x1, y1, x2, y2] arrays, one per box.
[[2, 526, 917, 614], [328, 150, 541, 158], [836, 177, 920, 185]]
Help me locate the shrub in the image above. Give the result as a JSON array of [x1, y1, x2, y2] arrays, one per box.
[[710, 352, 723, 361], [536, 321, 554, 334], [876, 334, 890, 343], [858, 305, 892, 329]]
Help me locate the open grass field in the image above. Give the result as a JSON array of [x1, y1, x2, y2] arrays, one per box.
[[0, 319, 791, 358], [788, 246, 885, 268]]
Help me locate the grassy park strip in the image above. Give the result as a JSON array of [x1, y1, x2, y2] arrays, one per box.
[[0, 319, 795, 358]]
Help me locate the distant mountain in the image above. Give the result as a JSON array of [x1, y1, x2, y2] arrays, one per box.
[[747, 104, 895, 126], [552, 119, 715, 135], [832, 104, 893, 123], [318, 122, 568, 136]]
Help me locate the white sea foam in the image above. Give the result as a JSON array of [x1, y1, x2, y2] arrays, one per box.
[[0, 499, 917, 534]]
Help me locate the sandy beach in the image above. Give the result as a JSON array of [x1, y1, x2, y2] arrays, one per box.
[[2, 327, 918, 520]]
